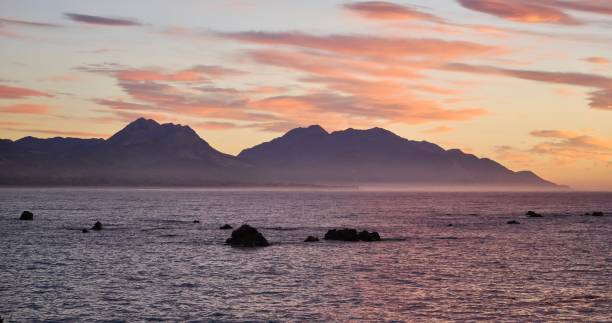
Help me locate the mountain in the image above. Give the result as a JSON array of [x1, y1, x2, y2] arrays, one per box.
[[0, 118, 559, 188], [238, 125, 556, 188], [0, 118, 250, 185]]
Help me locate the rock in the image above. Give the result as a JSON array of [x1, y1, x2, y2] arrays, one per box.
[[193, 220, 200, 223], [591, 211, 604, 217], [324, 228, 380, 242], [447, 223, 453, 227], [304, 235, 319, 242], [526, 211, 542, 218], [219, 224, 233, 230], [225, 224, 269, 247], [324, 228, 358, 241], [82, 228, 89, 233], [507, 220, 520, 224], [19, 211, 34, 220], [92, 221, 102, 231]]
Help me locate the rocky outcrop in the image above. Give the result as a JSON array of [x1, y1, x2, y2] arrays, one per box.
[[220, 224, 233, 230], [304, 236, 319, 242], [507, 220, 520, 224], [526, 211, 542, 218], [92, 221, 102, 231], [324, 228, 381, 242], [19, 211, 34, 220], [225, 224, 269, 247]]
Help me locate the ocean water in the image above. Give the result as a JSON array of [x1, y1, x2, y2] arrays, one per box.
[[0, 188, 611, 322]]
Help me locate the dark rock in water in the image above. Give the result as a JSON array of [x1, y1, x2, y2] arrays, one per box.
[[324, 228, 381, 242], [526, 211, 542, 218], [225, 224, 269, 247], [324, 228, 358, 241], [370, 231, 381, 241], [591, 211, 604, 217], [507, 220, 520, 224], [82, 228, 89, 233], [193, 220, 200, 223], [304, 235, 319, 242], [447, 223, 453, 227], [19, 211, 34, 220], [92, 221, 102, 231], [220, 224, 233, 230]]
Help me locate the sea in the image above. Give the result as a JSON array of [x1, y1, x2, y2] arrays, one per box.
[[1, 188, 611, 322]]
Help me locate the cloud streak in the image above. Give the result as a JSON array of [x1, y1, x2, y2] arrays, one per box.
[[0, 85, 53, 99], [219, 31, 499, 59], [445, 63, 612, 109], [0, 103, 53, 114], [64, 13, 142, 26], [0, 17, 62, 28], [344, 1, 441, 21], [457, 0, 612, 25]]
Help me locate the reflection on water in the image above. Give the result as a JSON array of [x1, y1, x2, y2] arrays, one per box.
[[0, 189, 611, 321]]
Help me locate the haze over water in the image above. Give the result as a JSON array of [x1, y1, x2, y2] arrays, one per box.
[[1, 188, 611, 322]]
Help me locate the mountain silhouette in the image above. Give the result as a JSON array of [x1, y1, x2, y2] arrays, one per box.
[[0, 118, 558, 188], [238, 125, 555, 187]]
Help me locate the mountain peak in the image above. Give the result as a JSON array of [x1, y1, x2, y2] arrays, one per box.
[[107, 118, 202, 146], [283, 124, 328, 138], [127, 117, 160, 129]]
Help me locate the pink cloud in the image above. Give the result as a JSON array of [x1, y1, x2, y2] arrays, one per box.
[[344, 1, 441, 21], [496, 129, 612, 166], [220, 31, 499, 59], [0, 84, 53, 99], [445, 63, 612, 110], [583, 57, 610, 65], [457, 0, 581, 25], [0, 103, 53, 114]]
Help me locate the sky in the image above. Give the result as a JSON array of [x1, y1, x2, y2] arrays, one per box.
[[0, 0, 611, 190]]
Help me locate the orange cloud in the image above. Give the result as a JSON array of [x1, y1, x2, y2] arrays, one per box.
[[445, 63, 612, 110], [583, 57, 610, 65], [81, 64, 246, 84], [457, 0, 581, 25], [421, 126, 454, 134], [0, 103, 52, 114], [220, 31, 499, 59], [344, 1, 441, 21], [496, 130, 612, 166], [0, 84, 53, 99], [530, 130, 578, 138]]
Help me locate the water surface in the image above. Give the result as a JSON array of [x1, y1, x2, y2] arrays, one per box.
[[1, 189, 611, 322]]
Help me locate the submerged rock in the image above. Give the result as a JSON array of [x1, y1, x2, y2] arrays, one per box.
[[447, 223, 453, 227], [193, 220, 200, 223], [507, 220, 520, 225], [324, 228, 381, 242], [220, 224, 233, 230], [19, 211, 34, 221], [82, 228, 89, 233], [304, 235, 319, 242], [92, 221, 103, 231], [591, 211, 604, 217], [225, 224, 269, 247], [526, 211, 542, 218]]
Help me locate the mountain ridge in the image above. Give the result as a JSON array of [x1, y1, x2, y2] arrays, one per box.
[[0, 118, 560, 188]]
